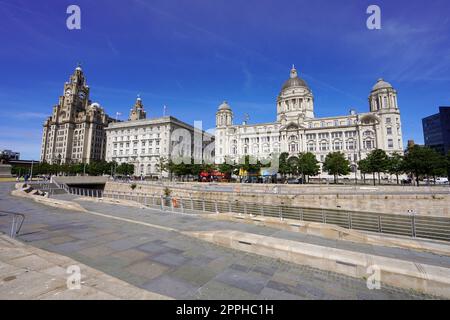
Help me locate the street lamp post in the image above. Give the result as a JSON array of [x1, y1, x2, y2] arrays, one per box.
[[30, 160, 34, 181]]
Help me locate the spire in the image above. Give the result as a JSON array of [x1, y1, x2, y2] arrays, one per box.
[[290, 64, 298, 79], [75, 62, 82, 71]]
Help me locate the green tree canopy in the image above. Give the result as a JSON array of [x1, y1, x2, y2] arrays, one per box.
[[365, 149, 389, 185], [387, 152, 404, 184], [297, 152, 320, 183], [403, 145, 445, 186], [322, 152, 351, 184]]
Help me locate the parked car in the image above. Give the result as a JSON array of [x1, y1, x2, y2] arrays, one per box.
[[286, 178, 301, 184], [436, 177, 449, 185]]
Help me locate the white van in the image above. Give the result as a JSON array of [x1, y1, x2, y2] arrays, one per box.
[[436, 177, 449, 184]]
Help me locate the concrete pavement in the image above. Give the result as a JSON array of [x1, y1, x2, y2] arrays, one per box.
[[0, 182, 444, 299]]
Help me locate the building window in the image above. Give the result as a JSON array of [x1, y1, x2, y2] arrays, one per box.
[[320, 141, 329, 151], [346, 140, 355, 150], [386, 127, 392, 135], [289, 143, 297, 152], [333, 141, 342, 151], [388, 139, 394, 148], [363, 140, 374, 150]]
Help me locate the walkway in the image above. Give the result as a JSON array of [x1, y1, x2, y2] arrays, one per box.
[[0, 183, 440, 299]]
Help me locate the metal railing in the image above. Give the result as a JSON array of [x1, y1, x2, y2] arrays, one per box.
[[67, 187, 103, 198], [0, 211, 25, 238], [102, 190, 450, 242]]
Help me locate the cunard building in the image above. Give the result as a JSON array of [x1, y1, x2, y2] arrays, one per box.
[[215, 66, 404, 169], [105, 97, 215, 177], [40, 66, 114, 164]]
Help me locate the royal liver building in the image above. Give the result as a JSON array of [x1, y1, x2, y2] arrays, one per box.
[[40, 66, 114, 164], [215, 66, 404, 168]]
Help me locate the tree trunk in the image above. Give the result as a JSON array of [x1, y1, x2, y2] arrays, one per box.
[[372, 173, 376, 186], [396, 174, 399, 185], [415, 171, 419, 187]]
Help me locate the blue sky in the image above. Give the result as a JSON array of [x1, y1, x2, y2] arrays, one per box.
[[0, 0, 449, 160]]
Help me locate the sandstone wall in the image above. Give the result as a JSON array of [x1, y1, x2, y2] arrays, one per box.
[[104, 182, 450, 217]]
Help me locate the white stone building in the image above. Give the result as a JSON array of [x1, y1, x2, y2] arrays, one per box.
[[215, 66, 404, 171], [105, 97, 214, 177]]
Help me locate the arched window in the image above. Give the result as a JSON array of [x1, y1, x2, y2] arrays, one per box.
[[262, 144, 270, 153], [346, 139, 355, 150], [333, 140, 342, 151], [320, 141, 329, 151], [363, 130, 374, 137]]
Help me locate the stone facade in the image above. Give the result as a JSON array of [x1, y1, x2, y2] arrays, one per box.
[[40, 66, 115, 164], [105, 97, 214, 177], [215, 66, 404, 170]]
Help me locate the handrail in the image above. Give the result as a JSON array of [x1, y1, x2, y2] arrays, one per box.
[[102, 189, 450, 242], [0, 210, 25, 238]]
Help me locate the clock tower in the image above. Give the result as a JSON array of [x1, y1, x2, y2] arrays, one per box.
[[40, 65, 114, 164]]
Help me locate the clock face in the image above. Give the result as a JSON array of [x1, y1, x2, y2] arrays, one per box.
[[65, 89, 72, 96], [78, 91, 86, 99]]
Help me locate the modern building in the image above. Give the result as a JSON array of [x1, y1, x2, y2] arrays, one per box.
[[105, 97, 214, 177], [422, 106, 450, 155], [40, 66, 115, 164], [215, 66, 404, 171]]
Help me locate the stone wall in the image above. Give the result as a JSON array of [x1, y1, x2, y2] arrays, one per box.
[[0, 164, 12, 177], [104, 181, 450, 217]]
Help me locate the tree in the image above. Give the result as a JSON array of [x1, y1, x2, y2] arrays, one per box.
[[278, 152, 290, 180], [322, 152, 351, 184], [237, 155, 261, 174], [116, 163, 134, 176], [387, 152, 404, 185], [365, 149, 389, 185], [287, 156, 299, 176], [297, 152, 320, 183], [402, 145, 443, 186], [155, 156, 169, 180], [358, 158, 370, 184], [218, 155, 235, 178]]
